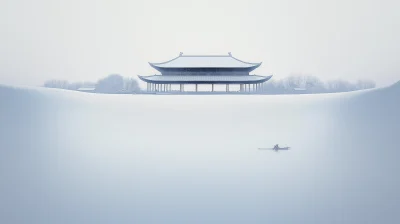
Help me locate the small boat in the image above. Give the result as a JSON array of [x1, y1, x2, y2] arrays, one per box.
[[258, 144, 290, 151]]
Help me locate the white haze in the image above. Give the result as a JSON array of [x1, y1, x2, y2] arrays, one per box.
[[0, 82, 399, 223], [1, 0, 400, 87]]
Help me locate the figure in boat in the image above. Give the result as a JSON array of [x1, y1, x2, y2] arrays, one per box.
[[259, 144, 291, 151]]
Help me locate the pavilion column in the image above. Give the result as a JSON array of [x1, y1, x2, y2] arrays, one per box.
[[211, 84, 214, 92], [195, 84, 198, 92], [226, 84, 229, 92]]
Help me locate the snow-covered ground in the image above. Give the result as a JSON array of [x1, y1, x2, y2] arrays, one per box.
[[0, 82, 399, 224]]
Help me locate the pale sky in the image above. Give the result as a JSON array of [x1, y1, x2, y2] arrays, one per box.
[[1, 0, 399, 87]]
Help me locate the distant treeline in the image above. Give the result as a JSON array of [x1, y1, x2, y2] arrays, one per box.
[[259, 75, 376, 94], [43, 74, 140, 94], [44, 74, 376, 94]]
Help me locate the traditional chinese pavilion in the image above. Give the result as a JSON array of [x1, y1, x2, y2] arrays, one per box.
[[138, 52, 272, 93]]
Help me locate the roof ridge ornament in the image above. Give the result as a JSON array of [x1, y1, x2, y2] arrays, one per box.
[[228, 52, 232, 56], [179, 52, 183, 56]]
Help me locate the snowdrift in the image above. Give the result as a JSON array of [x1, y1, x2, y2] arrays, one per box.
[[0, 82, 399, 224]]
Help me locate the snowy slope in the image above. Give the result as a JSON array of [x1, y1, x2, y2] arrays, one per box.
[[0, 82, 399, 224]]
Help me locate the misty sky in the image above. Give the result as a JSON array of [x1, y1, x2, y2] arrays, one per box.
[[1, 0, 399, 87]]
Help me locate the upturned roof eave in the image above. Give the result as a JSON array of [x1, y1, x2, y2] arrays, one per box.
[[138, 74, 272, 84], [148, 53, 262, 69], [148, 62, 164, 72]]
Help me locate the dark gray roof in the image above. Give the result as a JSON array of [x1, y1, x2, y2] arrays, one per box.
[[138, 75, 272, 84], [149, 53, 261, 69]]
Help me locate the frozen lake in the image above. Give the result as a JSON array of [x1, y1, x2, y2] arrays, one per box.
[[0, 82, 399, 223]]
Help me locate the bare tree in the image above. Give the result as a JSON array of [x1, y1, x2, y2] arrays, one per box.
[[123, 78, 140, 93], [95, 74, 125, 94], [356, 80, 376, 89], [44, 80, 69, 89]]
